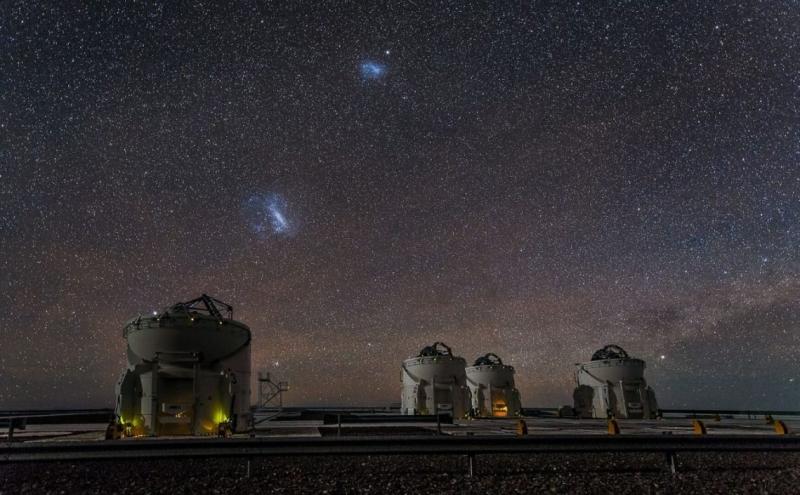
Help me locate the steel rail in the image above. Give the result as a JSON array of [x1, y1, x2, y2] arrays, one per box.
[[0, 411, 113, 421], [659, 409, 800, 417], [3, 434, 800, 463]]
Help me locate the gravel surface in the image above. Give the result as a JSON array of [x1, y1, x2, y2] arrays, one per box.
[[2, 452, 799, 494]]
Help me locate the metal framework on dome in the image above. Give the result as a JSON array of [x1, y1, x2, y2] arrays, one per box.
[[473, 353, 504, 366], [169, 294, 234, 320], [591, 344, 630, 361], [418, 341, 453, 357]]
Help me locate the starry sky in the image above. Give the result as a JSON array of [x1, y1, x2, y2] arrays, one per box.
[[2, 2, 799, 411]]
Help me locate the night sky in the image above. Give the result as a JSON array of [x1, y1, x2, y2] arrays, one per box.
[[2, 2, 799, 411]]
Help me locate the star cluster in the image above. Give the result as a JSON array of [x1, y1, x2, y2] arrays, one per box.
[[1, 2, 799, 410], [244, 192, 295, 239], [360, 60, 387, 80]]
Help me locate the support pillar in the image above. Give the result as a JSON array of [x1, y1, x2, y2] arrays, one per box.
[[150, 359, 159, 436]]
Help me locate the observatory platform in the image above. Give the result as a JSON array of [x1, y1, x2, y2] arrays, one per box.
[[4, 410, 798, 444]]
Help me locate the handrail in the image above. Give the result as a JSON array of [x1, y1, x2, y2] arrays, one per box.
[[659, 409, 800, 417], [3, 434, 800, 464], [0, 410, 114, 421]]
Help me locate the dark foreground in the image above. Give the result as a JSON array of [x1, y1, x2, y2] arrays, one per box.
[[2, 452, 799, 494]]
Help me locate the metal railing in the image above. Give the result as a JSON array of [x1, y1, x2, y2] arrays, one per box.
[[1, 410, 114, 443], [659, 409, 800, 419], [3, 434, 800, 476]]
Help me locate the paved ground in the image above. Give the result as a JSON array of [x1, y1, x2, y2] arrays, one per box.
[[2, 452, 799, 494]]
